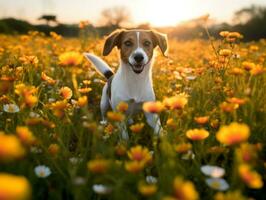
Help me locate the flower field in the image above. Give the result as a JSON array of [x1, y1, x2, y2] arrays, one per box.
[[0, 30, 266, 200]]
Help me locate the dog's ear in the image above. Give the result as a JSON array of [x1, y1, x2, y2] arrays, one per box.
[[150, 30, 168, 57], [103, 29, 124, 56]]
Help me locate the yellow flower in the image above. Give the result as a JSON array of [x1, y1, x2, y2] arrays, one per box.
[[238, 164, 263, 189], [16, 126, 35, 145], [230, 67, 244, 75], [87, 159, 109, 174], [236, 143, 258, 164], [116, 101, 128, 113], [41, 72, 56, 85], [125, 160, 145, 173], [130, 123, 144, 133], [138, 182, 157, 196], [186, 129, 209, 141], [250, 65, 265, 76], [166, 118, 177, 129], [143, 101, 164, 113], [0, 173, 31, 200], [77, 96, 88, 107], [104, 124, 115, 135], [127, 145, 152, 164], [220, 102, 239, 113], [107, 111, 125, 122], [163, 95, 188, 110], [173, 177, 199, 200], [219, 31, 229, 37], [216, 122, 250, 145], [59, 87, 73, 100], [242, 61, 255, 71], [227, 97, 246, 105], [19, 55, 39, 66], [78, 87, 92, 94], [59, 51, 83, 66], [175, 143, 192, 153], [215, 191, 247, 200], [194, 116, 209, 125], [219, 49, 231, 57], [0, 132, 25, 162]]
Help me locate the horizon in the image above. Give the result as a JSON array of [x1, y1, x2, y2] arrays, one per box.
[[1, 0, 266, 27]]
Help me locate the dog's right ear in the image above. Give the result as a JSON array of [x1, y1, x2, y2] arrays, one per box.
[[103, 29, 124, 56]]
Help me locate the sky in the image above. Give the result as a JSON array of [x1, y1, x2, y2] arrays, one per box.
[[0, 0, 266, 26]]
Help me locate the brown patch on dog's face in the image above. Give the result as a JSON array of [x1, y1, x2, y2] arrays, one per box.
[[103, 29, 168, 74]]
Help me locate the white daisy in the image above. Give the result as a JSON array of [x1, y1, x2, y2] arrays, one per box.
[[3, 103, 20, 113], [34, 165, 51, 178], [201, 165, 225, 178], [92, 184, 112, 195], [146, 176, 158, 184], [205, 178, 229, 191]]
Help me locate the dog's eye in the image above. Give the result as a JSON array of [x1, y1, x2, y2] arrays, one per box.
[[124, 41, 133, 47], [144, 41, 151, 47]]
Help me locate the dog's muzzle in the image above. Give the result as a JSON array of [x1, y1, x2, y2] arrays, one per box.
[[130, 53, 146, 74]]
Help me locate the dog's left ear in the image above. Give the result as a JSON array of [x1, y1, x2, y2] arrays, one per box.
[[103, 29, 124, 56], [150, 30, 168, 57]]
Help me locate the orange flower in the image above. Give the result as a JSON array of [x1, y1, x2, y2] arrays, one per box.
[[236, 143, 258, 164], [219, 31, 229, 37], [127, 145, 152, 164], [87, 159, 109, 174], [16, 126, 35, 145], [116, 101, 128, 113], [194, 116, 209, 125], [125, 161, 145, 173], [78, 87, 92, 94], [0, 132, 25, 162], [41, 72, 56, 85], [186, 129, 209, 141], [175, 143, 192, 153], [173, 177, 199, 200], [166, 118, 177, 129], [227, 97, 246, 105], [59, 51, 83, 66], [163, 95, 188, 110], [77, 96, 88, 107], [238, 164, 263, 189], [104, 124, 115, 135], [115, 144, 127, 156], [219, 49, 231, 57], [130, 123, 144, 133], [220, 102, 239, 112], [216, 122, 250, 145], [107, 111, 125, 122], [143, 101, 164, 113], [250, 65, 265, 75], [48, 143, 60, 156], [230, 67, 244, 75], [138, 182, 157, 196], [242, 61, 255, 71], [59, 87, 73, 100]]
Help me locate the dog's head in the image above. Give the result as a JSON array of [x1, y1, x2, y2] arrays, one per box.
[[103, 29, 168, 74]]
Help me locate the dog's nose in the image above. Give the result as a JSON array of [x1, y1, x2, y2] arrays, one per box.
[[134, 54, 144, 63]]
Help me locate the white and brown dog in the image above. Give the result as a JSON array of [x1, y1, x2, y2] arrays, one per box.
[[84, 29, 168, 140]]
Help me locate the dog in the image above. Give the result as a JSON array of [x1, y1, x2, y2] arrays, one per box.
[[84, 29, 168, 140]]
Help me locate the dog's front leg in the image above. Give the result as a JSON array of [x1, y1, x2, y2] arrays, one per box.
[[144, 112, 162, 135]]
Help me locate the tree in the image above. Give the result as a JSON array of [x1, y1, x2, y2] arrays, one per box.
[[38, 15, 57, 26], [100, 6, 131, 28]]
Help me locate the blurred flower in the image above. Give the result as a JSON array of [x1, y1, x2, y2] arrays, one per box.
[[59, 86, 73, 100], [181, 150, 195, 160], [138, 181, 157, 196], [130, 123, 144, 133], [19, 55, 39, 66], [236, 143, 258, 164], [34, 165, 51, 178], [78, 87, 92, 94], [227, 97, 246, 105], [107, 111, 125, 122], [172, 177, 199, 200], [41, 72, 56, 85], [77, 96, 88, 107], [186, 128, 209, 141], [163, 95, 188, 110], [175, 143, 192, 153], [0, 132, 25, 162], [220, 102, 239, 113], [242, 61, 255, 71], [16, 126, 35, 145], [92, 184, 112, 195], [125, 160, 145, 173], [146, 176, 158, 184], [0, 173, 31, 200], [79, 20, 90, 29], [59, 51, 83, 66], [127, 145, 152, 164], [201, 165, 225, 178], [205, 178, 229, 191], [50, 31, 62, 40], [238, 164, 263, 189], [250, 65, 265, 75], [143, 101, 164, 113], [219, 49, 231, 57], [115, 144, 127, 156], [3, 103, 20, 113], [166, 118, 177, 129], [48, 143, 60, 156], [216, 122, 250, 145], [87, 159, 109, 174], [194, 116, 209, 125], [73, 177, 86, 186], [219, 31, 229, 37], [230, 67, 244, 75], [116, 101, 128, 113], [214, 191, 247, 200]]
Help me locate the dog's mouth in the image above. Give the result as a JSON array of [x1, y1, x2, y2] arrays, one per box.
[[130, 63, 145, 74]]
